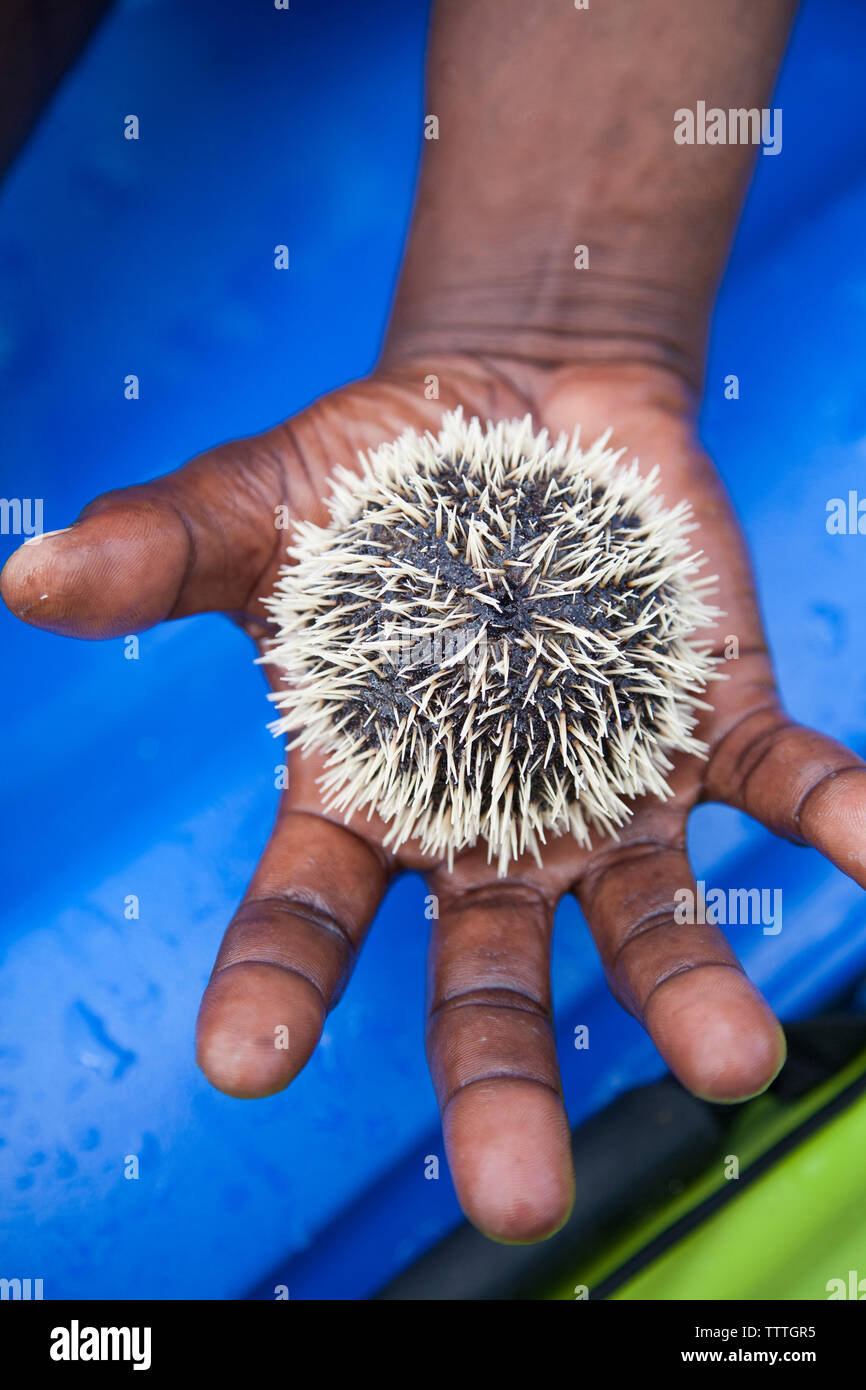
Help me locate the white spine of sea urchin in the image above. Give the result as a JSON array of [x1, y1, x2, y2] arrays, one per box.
[[264, 409, 720, 875]]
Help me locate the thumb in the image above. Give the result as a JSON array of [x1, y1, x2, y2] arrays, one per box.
[[0, 438, 293, 640]]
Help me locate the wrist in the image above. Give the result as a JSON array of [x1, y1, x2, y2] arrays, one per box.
[[381, 251, 712, 393]]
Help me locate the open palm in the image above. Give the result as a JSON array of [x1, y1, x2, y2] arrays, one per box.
[[4, 355, 864, 1242]]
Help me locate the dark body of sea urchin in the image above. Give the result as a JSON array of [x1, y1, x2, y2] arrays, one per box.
[[265, 409, 719, 874]]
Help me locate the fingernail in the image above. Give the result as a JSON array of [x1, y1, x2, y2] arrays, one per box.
[[23, 525, 76, 547]]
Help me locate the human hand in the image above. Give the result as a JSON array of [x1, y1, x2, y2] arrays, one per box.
[[4, 354, 862, 1242]]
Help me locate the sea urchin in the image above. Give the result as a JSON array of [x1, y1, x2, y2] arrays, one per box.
[[264, 409, 719, 874]]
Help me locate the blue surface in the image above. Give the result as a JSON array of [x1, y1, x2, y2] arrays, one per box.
[[0, 0, 865, 1300]]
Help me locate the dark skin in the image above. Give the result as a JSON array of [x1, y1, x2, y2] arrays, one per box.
[[4, 1, 865, 1244]]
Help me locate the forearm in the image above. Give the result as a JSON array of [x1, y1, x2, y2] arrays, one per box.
[[383, 0, 796, 388]]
